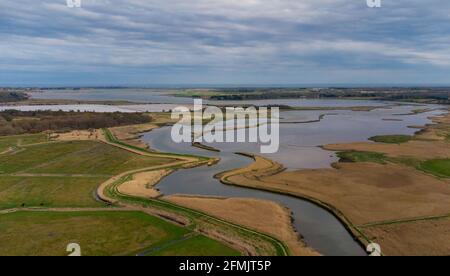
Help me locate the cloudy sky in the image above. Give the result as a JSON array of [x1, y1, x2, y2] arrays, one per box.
[[1, 0, 450, 86]]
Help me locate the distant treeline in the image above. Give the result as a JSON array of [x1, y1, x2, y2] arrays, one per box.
[[0, 110, 151, 136], [209, 88, 450, 104], [0, 91, 28, 103]]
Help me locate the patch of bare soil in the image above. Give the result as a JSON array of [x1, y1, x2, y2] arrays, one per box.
[[361, 216, 450, 256], [164, 195, 319, 256], [118, 170, 172, 199]]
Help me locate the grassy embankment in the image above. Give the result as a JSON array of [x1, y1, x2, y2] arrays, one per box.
[[103, 173, 288, 256], [101, 129, 290, 256], [0, 129, 289, 255], [0, 133, 241, 256], [0, 211, 238, 256]]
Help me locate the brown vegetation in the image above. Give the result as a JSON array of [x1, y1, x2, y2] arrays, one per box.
[[118, 170, 172, 198], [164, 195, 319, 256], [361, 216, 450, 256]]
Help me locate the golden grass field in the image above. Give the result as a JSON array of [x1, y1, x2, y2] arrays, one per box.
[[165, 195, 319, 256]]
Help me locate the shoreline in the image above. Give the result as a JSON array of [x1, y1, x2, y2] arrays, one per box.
[[86, 102, 449, 255], [213, 109, 450, 255], [126, 108, 446, 255], [96, 128, 291, 256], [214, 153, 369, 253]]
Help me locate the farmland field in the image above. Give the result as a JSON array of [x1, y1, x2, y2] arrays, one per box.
[[0, 176, 107, 209], [0, 211, 238, 256], [0, 140, 172, 175]]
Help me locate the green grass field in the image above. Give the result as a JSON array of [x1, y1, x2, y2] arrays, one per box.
[[369, 135, 413, 144], [147, 235, 240, 256], [105, 174, 289, 256], [0, 139, 176, 209], [0, 211, 225, 256], [0, 140, 172, 175], [419, 159, 450, 178], [337, 151, 387, 164], [0, 133, 261, 256], [0, 133, 48, 152], [0, 176, 107, 209]]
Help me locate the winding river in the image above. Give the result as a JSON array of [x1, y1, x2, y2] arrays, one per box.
[[142, 105, 446, 256]]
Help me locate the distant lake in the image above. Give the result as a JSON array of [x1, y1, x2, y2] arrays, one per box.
[[31, 88, 395, 108]]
